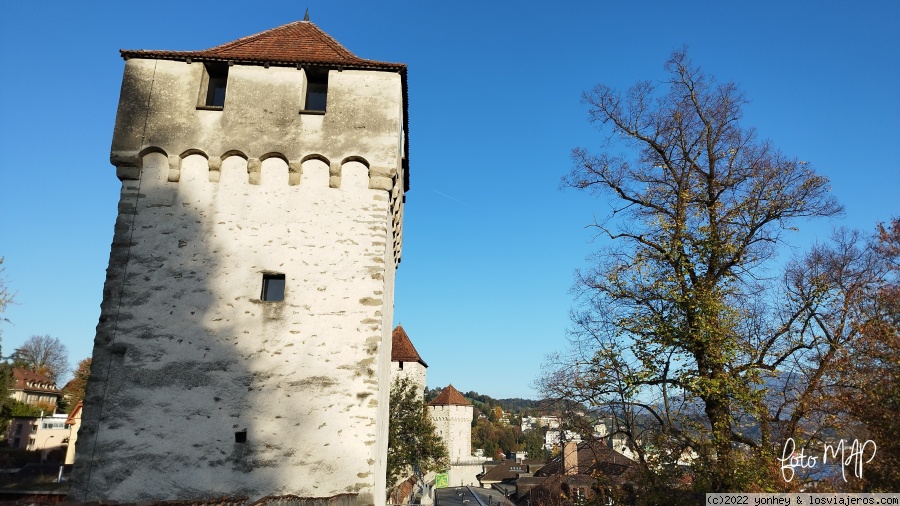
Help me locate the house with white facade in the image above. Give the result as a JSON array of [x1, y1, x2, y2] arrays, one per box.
[[5, 413, 71, 462], [8, 368, 61, 411]]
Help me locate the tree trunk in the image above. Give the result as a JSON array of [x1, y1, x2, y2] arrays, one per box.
[[704, 389, 735, 491]]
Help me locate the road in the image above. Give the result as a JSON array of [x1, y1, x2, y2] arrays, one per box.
[[434, 486, 513, 506]]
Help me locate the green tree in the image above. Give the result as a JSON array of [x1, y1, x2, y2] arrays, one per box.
[[544, 49, 841, 492], [472, 416, 524, 459], [387, 377, 449, 490], [0, 362, 16, 428], [522, 428, 547, 461], [5, 399, 46, 417], [0, 363, 50, 427]]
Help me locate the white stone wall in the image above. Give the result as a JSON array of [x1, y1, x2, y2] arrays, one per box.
[[428, 404, 473, 463], [71, 58, 405, 505], [65, 415, 80, 465], [447, 461, 482, 487], [389, 362, 426, 394]]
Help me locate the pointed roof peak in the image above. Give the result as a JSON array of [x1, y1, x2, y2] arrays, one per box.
[[120, 20, 405, 71], [392, 325, 428, 367], [303, 8, 310, 21], [428, 384, 471, 406]]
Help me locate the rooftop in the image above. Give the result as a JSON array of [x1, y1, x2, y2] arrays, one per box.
[[120, 20, 405, 71], [428, 384, 471, 406], [391, 325, 427, 367], [11, 368, 60, 393]]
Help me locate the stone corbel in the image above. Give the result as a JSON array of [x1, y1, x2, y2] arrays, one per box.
[[369, 166, 396, 191], [288, 160, 303, 186], [110, 151, 142, 181], [208, 156, 222, 183], [329, 162, 342, 189], [167, 155, 182, 182], [247, 158, 262, 185]]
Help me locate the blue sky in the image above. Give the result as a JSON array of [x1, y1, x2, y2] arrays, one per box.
[[0, 1, 897, 398]]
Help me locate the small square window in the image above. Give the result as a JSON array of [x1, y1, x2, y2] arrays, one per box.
[[302, 68, 328, 112], [261, 273, 285, 302], [235, 430, 247, 444], [207, 76, 227, 107], [199, 62, 228, 109]]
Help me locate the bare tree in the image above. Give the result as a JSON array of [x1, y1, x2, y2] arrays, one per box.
[[0, 257, 15, 353], [786, 220, 900, 491], [543, 49, 842, 492], [14, 334, 69, 383]]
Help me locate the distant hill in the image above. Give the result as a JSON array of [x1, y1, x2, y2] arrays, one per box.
[[425, 387, 586, 415]]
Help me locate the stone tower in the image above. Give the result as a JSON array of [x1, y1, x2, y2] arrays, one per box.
[[390, 325, 427, 392], [427, 385, 480, 485], [70, 21, 408, 505]]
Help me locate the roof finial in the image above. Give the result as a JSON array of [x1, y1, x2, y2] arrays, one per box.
[[303, 8, 310, 21]]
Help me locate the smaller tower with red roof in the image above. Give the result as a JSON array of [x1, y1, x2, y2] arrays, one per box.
[[390, 325, 427, 391], [427, 385, 481, 486]]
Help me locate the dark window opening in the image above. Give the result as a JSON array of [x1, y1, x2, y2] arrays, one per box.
[[304, 68, 328, 112], [398, 362, 404, 370], [261, 273, 285, 302], [235, 430, 247, 444], [204, 63, 228, 108]]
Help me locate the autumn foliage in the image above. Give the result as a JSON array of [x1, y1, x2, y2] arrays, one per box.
[[541, 48, 898, 495]]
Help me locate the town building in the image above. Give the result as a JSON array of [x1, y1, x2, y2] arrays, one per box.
[[8, 368, 61, 410], [520, 415, 560, 433], [517, 441, 637, 505], [5, 413, 71, 462], [69, 19, 409, 505], [65, 402, 83, 465], [543, 429, 583, 451], [478, 458, 542, 492]]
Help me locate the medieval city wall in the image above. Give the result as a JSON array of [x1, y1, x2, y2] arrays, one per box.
[[389, 361, 426, 392], [427, 405, 473, 463], [71, 58, 405, 505], [428, 404, 479, 487]]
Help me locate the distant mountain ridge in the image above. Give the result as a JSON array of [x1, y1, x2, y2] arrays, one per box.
[[426, 387, 543, 411], [425, 387, 580, 415]]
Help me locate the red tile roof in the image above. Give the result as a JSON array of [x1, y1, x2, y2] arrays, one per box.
[[65, 402, 83, 425], [534, 441, 636, 483], [479, 459, 534, 483], [391, 325, 427, 367], [120, 20, 405, 71], [428, 384, 471, 406], [11, 368, 60, 393]]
